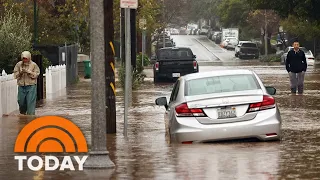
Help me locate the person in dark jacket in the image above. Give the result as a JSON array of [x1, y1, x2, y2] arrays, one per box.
[[286, 40, 307, 95]]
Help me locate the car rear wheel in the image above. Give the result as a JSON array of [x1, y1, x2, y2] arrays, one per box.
[[154, 75, 161, 83]]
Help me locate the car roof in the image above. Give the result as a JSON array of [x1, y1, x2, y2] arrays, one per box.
[[182, 69, 255, 81], [158, 47, 191, 50]]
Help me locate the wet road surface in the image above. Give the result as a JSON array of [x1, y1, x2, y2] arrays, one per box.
[[1, 35, 320, 179]]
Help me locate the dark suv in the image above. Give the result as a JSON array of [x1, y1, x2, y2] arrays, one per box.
[[238, 42, 260, 59], [153, 47, 199, 83]]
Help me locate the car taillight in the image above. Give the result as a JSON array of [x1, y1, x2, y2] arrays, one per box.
[[193, 61, 197, 70], [175, 103, 206, 117], [247, 95, 275, 113], [155, 62, 159, 71]]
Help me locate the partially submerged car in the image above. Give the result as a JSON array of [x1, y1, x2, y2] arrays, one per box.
[[156, 69, 281, 144]]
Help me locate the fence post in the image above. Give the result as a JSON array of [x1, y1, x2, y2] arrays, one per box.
[[0, 75, 2, 116], [1, 70, 7, 115]]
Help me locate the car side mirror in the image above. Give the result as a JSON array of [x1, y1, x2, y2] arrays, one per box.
[[266, 86, 276, 95], [193, 55, 196, 58], [155, 97, 168, 109], [237, 45, 241, 47]]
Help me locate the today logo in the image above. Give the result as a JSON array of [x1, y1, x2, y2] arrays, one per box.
[[14, 116, 88, 171]]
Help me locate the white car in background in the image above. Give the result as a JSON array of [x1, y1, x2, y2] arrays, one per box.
[[221, 37, 238, 48], [200, 26, 209, 35], [226, 38, 239, 50], [280, 47, 315, 66]]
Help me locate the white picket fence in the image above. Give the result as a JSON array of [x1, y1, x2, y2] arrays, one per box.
[[0, 64, 67, 116], [0, 70, 19, 115], [45, 65, 67, 100]]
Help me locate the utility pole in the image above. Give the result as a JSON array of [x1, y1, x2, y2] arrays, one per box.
[[162, 0, 165, 48], [121, 8, 125, 65], [264, 9, 268, 56], [33, 0, 38, 45], [104, 0, 116, 134], [84, 0, 115, 169]]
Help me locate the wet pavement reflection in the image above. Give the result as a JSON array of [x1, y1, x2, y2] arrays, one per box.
[[1, 62, 320, 179]]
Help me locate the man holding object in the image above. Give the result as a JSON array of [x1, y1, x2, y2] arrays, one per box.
[[286, 40, 307, 95], [13, 51, 40, 115]]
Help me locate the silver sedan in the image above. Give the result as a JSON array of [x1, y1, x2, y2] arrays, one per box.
[[156, 70, 282, 144]]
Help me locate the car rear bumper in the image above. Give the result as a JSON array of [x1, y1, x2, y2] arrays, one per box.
[[171, 108, 281, 143], [155, 71, 198, 79]]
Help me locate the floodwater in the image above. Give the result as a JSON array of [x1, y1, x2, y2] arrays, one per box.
[[1, 61, 320, 180]]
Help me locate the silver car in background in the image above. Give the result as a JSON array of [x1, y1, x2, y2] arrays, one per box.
[[280, 47, 315, 66], [156, 70, 281, 144]]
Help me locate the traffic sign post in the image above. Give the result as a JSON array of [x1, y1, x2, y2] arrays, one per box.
[[139, 18, 147, 67], [121, 0, 138, 137], [120, 0, 138, 9]]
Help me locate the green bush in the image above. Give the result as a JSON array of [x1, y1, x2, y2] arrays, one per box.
[[0, 8, 32, 73], [260, 54, 281, 62], [118, 54, 147, 90], [136, 52, 151, 67]]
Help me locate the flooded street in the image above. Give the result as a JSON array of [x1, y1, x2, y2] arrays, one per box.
[[1, 35, 320, 179]]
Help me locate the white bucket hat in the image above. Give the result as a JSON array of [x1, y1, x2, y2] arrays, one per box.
[[21, 51, 32, 60]]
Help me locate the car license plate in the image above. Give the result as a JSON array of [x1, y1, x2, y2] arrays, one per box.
[[172, 73, 180, 77], [217, 108, 237, 119]]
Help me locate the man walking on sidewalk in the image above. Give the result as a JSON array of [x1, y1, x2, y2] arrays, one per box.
[[13, 51, 40, 115], [286, 40, 307, 95]]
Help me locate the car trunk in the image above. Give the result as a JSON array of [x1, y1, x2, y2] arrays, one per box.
[[186, 90, 264, 124], [240, 47, 259, 54], [158, 59, 195, 75]]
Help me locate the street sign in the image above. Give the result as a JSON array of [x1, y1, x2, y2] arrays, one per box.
[[120, 0, 138, 9], [139, 18, 146, 30]]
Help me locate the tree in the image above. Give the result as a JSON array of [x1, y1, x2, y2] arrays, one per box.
[[247, 10, 281, 53], [246, 0, 320, 41], [0, 7, 32, 73]]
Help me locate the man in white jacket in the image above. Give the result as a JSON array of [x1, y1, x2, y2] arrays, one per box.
[[13, 51, 40, 115]]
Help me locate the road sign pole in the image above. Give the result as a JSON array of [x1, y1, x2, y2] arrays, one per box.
[[124, 8, 131, 137], [142, 30, 146, 67]]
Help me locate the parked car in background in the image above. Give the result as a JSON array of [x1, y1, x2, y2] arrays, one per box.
[[237, 42, 260, 59], [155, 69, 281, 143], [171, 28, 179, 35], [156, 41, 175, 50], [221, 37, 238, 48], [280, 47, 315, 66], [215, 32, 222, 44], [179, 27, 188, 35], [199, 26, 209, 35], [235, 41, 251, 57], [153, 47, 199, 83], [226, 38, 239, 50], [211, 32, 220, 41]]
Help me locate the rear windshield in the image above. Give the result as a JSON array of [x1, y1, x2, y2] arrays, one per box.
[[242, 43, 257, 48], [158, 49, 193, 59], [185, 74, 260, 96]]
